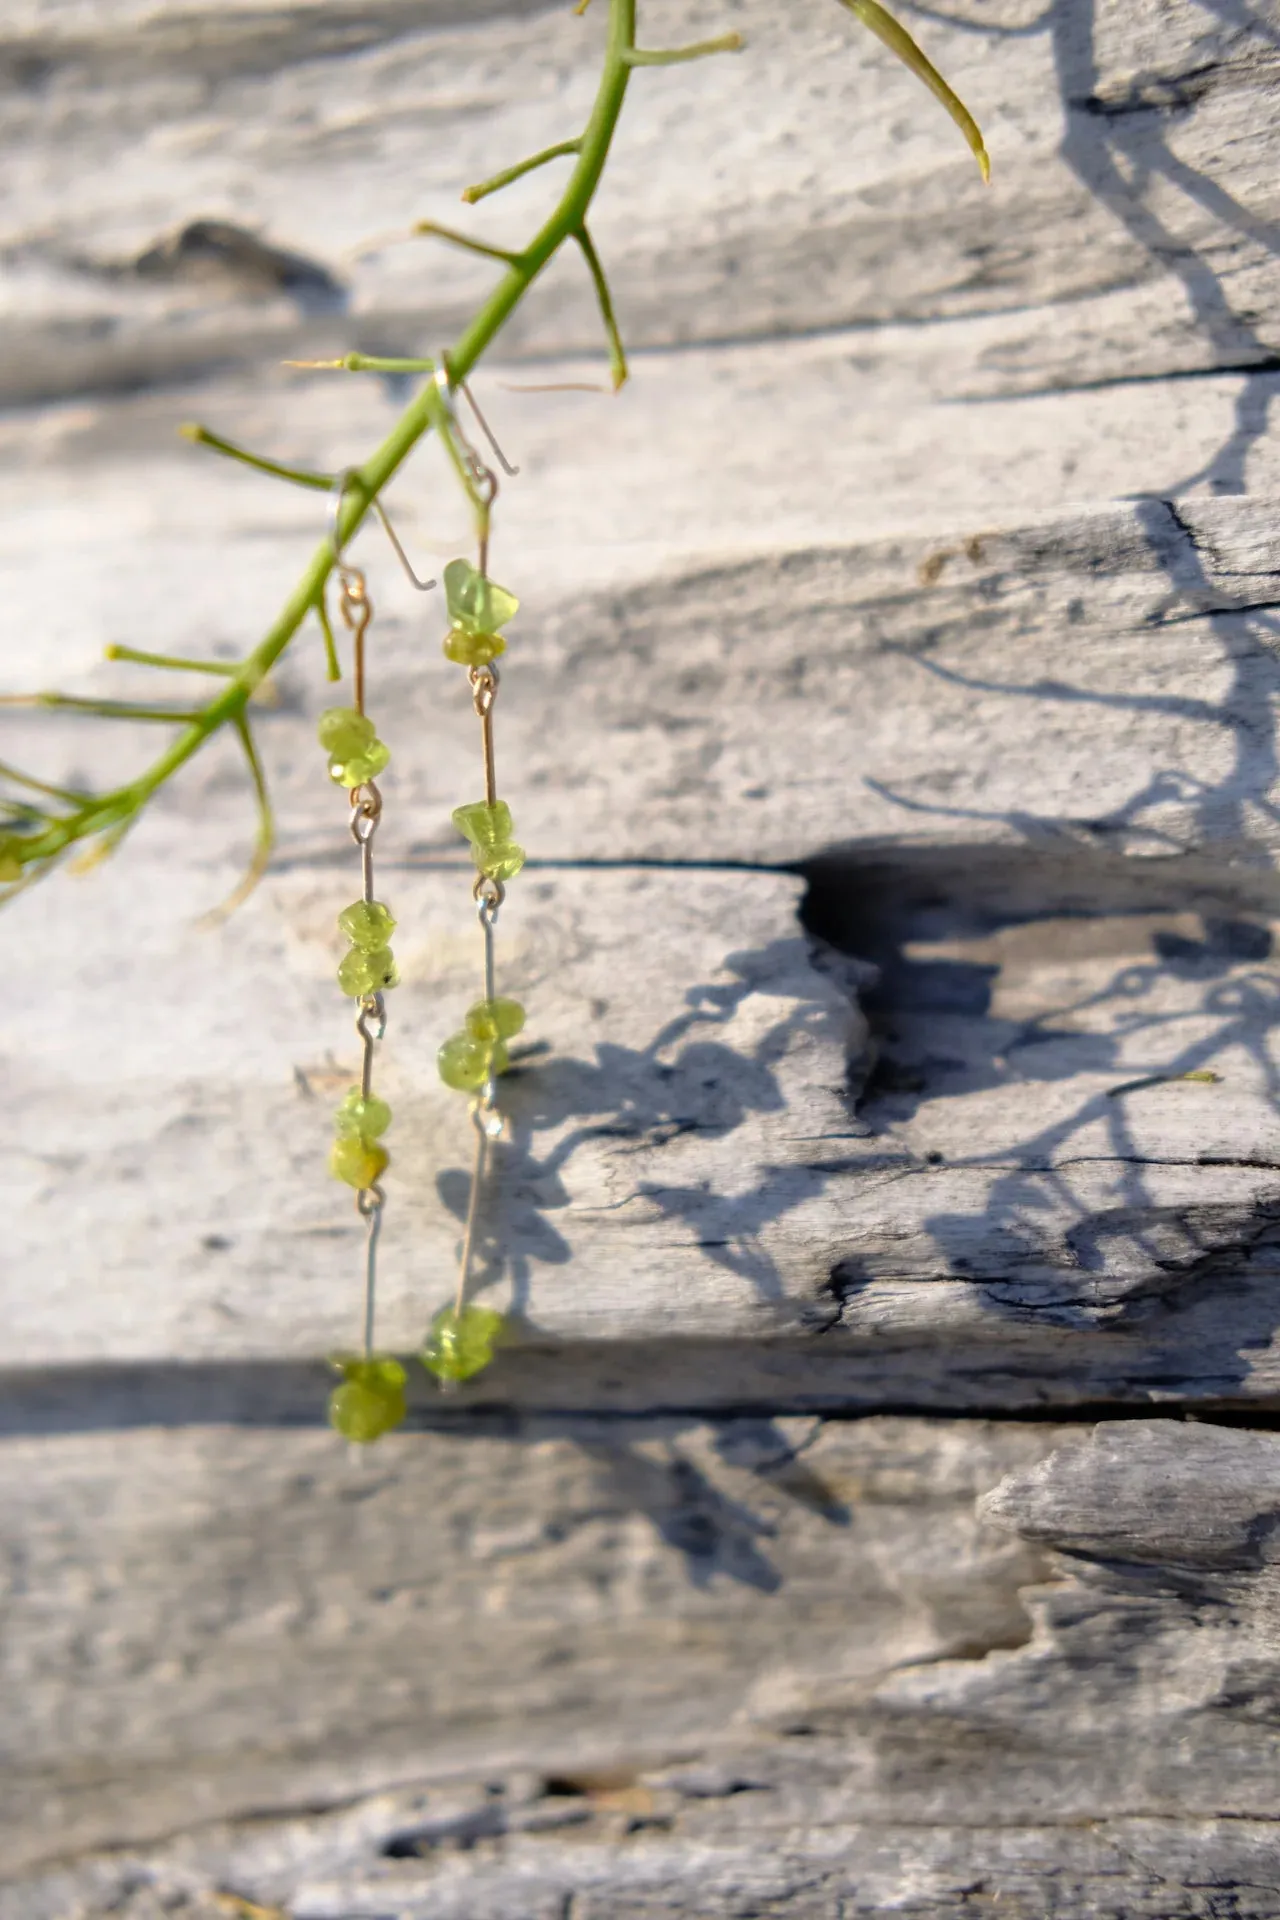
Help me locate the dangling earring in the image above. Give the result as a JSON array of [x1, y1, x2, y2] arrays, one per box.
[[420, 364, 523, 1388], [320, 469, 436, 1444]]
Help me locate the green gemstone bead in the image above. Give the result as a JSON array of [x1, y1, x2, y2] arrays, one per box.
[[478, 842, 525, 881], [437, 1030, 490, 1092], [329, 738, 391, 787], [337, 945, 399, 996], [329, 1135, 389, 1188], [451, 799, 526, 881], [443, 557, 519, 635], [328, 1356, 407, 1443], [338, 899, 397, 948], [421, 1304, 505, 1384], [465, 997, 526, 1044], [443, 626, 506, 667], [0, 845, 22, 884], [318, 707, 375, 759], [453, 797, 513, 845], [334, 1089, 392, 1140]]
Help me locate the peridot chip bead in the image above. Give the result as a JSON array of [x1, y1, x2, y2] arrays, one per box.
[[338, 899, 397, 948], [0, 843, 22, 884], [334, 1089, 392, 1140], [330, 1136, 389, 1188], [330, 738, 391, 787], [451, 799, 526, 881], [437, 1030, 490, 1092], [465, 998, 526, 1044], [328, 1356, 407, 1443], [479, 844, 525, 882], [443, 626, 506, 667], [453, 795, 512, 843], [443, 557, 519, 635], [317, 707, 375, 759], [421, 1304, 505, 1384], [337, 945, 399, 996]]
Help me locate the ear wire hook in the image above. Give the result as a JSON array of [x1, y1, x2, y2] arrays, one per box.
[[328, 465, 438, 592], [434, 355, 518, 485], [458, 376, 520, 477]]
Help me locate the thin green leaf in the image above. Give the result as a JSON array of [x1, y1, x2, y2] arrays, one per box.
[[839, 0, 989, 182]]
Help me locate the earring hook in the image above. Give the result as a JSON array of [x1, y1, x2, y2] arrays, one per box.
[[327, 466, 438, 592], [433, 355, 519, 494], [458, 376, 520, 477]]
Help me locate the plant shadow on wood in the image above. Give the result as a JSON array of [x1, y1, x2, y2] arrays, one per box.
[[802, 840, 1280, 1390], [774, 0, 1280, 1393], [1051, 0, 1280, 495], [946, 0, 1280, 487], [437, 934, 857, 1316]]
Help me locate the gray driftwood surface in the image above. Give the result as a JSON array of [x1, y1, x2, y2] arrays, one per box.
[[5, 0, 1280, 1913]]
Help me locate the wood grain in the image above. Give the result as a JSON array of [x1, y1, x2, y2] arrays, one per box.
[[6, 0, 1280, 1906]]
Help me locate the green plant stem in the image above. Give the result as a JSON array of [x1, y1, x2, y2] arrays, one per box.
[[463, 139, 582, 204], [576, 225, 628, 390], [315, 598, 342, 682], [626, 33, 742, 65], [0, 758, 91, 803], [179, 424, 332, 491], [85, 0, 641, 859], [2, 0, 990, 893], [3, 694, 205, 722], [105, 645, 240, 675], [410, 220, 523, 265]]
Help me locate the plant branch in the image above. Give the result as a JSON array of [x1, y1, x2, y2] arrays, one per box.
[[315, 598, 342, 683], [463, 140, 582, 205], [0, 693, 205, 723], [0, 0, 988, 902], [625, 34, 743, 65], [0, 0, 644, 895], [179, 424, 332, 491], [0, 759, 92, 805], [105, 645, 240, 676], [575, 224, 628, 391], [411, 220, 524, 266], [203, 715, 275, 921], [836, 0, 990, 182]]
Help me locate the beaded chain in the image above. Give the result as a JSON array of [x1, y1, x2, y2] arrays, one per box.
[[420, 370, 522, 1388], [315, 374, 524, 1440], [317, 521, 408, 1443]]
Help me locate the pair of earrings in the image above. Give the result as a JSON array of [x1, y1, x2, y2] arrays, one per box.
[[319, 372, 524, 1443]]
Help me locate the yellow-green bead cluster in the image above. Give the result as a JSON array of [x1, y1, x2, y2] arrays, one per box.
[[421, 1303, 505, 1383], [431, 560, 523, 1390], [329, 1134, 388, 1189], [328, 1355, 406, 1442], [334, 1087, 392, 1139], [329, 1084, 392, 1188], [317, 706, 391, 787], [452, 799, 525, 881], [437, 997, 524, 1093], [335, 897, 399, 999], [442, 558, 518, 667]]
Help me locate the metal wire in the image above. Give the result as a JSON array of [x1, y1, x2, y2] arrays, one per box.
[[358, 1186, 385, 1358]]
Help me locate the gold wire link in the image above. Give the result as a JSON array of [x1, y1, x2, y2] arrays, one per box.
[[337, 568, 373, 714], [470, 664, 499, 806], [326, 466, 393, 1366]]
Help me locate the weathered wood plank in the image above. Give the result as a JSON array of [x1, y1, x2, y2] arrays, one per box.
[[7, 0, 1280, 1909], [0, 1417, 1061, 1876], [7, 838, 1280, 1410], [10, 1419, 1280, 1918], [3, 0, 1279, 403]]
